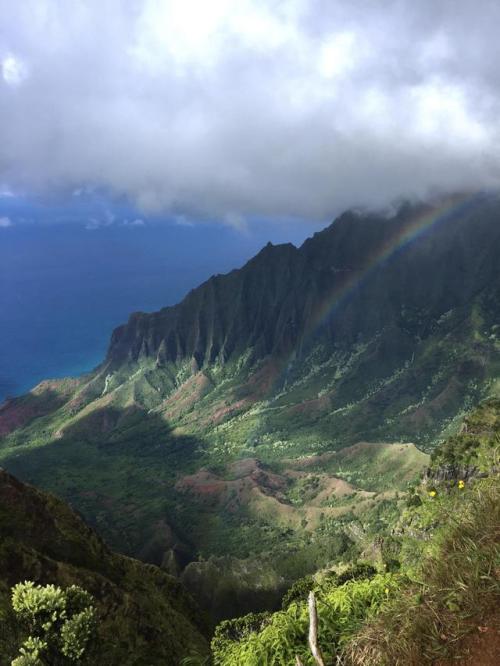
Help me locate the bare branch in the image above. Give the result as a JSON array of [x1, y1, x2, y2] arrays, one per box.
[[308, 591, 326, 666]]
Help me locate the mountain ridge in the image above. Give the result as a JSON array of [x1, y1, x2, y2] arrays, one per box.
[[104, 193, 500, 374], [0, 466, 209, 664], [1, 192, 499, 620]]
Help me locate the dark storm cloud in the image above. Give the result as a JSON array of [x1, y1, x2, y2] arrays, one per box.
[[1, 0, 499, 222]]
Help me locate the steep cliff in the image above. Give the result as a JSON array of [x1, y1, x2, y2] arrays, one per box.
[[1, 193, 499, 621]]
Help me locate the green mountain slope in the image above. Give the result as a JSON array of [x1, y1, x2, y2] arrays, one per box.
[[0, 467, 209, 664], [1, 193, 499, 619], [211, 400, 500, 665]]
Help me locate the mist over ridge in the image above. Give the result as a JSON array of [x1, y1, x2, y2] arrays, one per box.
[[2, 0, 500, 223]]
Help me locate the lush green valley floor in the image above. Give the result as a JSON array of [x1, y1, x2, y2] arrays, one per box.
[[1, 400, 497, 664], [1, 198, 499, 630]]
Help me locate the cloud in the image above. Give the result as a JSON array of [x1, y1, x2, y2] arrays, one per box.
[[1, 54, 28, 86], [122, 218, 145, 226], [223, 212, 248, 233], [1, 0, 500, 221], [85, 218, 101, 231], [174, 215, 194, 227], [0, 216, 13, 228], [0, 186, 14, 197], [85, 209, 116, 230]]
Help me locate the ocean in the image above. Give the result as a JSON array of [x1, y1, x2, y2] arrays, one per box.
[[0, 219, 320, 403]]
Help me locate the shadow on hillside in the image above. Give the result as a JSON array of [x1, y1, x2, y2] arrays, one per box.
[[1, 404, 206, 564]]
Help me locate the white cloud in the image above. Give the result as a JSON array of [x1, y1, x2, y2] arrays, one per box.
[[174, 215, 194, 227], [223, 212, 247, 232], [85, 211, 116, 229], [85, 218, 100, 230], [0, 216, 13, 228], [318, 32, 358, 80], [1, 0, 500, 221], [123, 218, 145, 226], [1, 54, 28, 86]]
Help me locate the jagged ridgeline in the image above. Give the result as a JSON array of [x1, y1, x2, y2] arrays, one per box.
[[0, 192, 499, 621]]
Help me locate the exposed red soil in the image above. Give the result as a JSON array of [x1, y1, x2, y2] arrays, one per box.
[[0, 377, 85, 437], [161, 372, 213, 420], [174, 457, 367, 531], [175, 458, 288, 510], [1, 391, 60, 437], [0, 400, 44, 436], [199, 360, 283, 427], [161, 359, 282, 429], [208, 398, 251, 425], [436, 616, 500, 665], [313, 476, 359, 503], [406, 377, 463, 429], [193, 359, 284, 428], [246, 358, 283, 395]]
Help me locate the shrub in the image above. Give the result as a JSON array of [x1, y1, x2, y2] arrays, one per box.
[[336, 563, 377, 586], [281, 575, 315, 609], [212, 573, 397, 665], [11, 582, 96, 665]]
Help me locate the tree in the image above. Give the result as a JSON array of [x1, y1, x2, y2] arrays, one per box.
[[11, 581, 96, 665]]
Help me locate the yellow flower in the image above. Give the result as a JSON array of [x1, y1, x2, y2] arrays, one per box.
[[458, 480, 465, 489], [384, 587, 390, 595], [428, 490, 437, 497]]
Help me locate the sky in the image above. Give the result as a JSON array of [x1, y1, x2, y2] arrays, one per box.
[[0, 218, 319, 401], [1, 0, 500, 227]]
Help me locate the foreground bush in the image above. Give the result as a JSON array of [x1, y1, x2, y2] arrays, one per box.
[[11, 582, 96, 665], [212, 572, 397, 665]]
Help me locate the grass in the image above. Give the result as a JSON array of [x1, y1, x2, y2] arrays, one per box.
[[209, 399, 500, 664], [1, 297, 498, 626], [0, 377, 431, 624], [208, 474, 500, 665], [344, 476, 500, 665]]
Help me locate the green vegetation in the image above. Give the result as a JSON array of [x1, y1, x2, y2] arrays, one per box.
[[345, 479, 500, 665], [430, 397, 500, 471], [0, 390, 429, 620], [0, 200, 499, 648], [11, 582, 96, 665], [1, 400, 497, 664], [0, 468, 209, 665], [211, 400, 500, 664], [212, 572, 396, 665]]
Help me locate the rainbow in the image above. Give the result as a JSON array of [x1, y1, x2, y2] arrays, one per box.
[[247, 192, 484, 445], [302, 191, 483, 342]]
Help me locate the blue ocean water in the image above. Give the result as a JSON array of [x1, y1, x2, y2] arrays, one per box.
[[0, 220, 321, 403]]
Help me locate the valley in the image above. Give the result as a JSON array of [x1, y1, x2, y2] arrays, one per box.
[[3, 3, 500, 662], [1, 194, 499, 627]]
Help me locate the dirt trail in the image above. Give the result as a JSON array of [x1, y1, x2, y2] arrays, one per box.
[[437, 616, 500, 665]]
